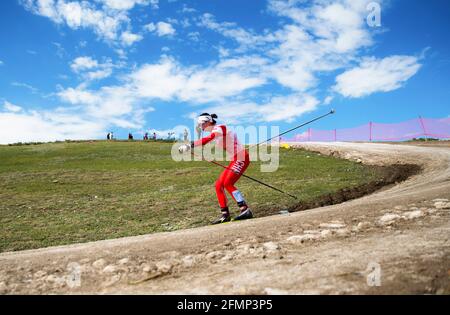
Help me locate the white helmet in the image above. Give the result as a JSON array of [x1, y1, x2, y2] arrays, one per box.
[[196, 113, 217, 128]]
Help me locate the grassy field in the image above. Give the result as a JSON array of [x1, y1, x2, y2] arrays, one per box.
[[0, 141, 385, 252]]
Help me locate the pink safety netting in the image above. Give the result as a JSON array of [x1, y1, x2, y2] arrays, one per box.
[[287, 117, 450, 142]]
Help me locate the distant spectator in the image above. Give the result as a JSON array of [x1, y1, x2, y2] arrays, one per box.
[[196, 126, 202, 140], [184, 129, 189, 142], [153, 132, 157, 140], [144, 132, 149, 140], [107, 132, 111, 140], [128, 133, 134, 140]]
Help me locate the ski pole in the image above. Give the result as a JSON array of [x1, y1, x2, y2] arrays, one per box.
[[250, 109, 336, 148], [191, 151, 298, 200]]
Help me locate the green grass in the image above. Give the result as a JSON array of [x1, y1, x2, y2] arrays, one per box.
[[0, 141, 384, 252]]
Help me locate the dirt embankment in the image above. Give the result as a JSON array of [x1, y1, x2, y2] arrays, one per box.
[[1, 142, 449, 295], [288, 163, 421, 214]]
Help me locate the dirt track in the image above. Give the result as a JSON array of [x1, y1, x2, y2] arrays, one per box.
[[1, 142, 449, 294]]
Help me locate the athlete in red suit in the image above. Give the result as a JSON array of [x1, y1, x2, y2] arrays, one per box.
[[179, 113, 253, 224]]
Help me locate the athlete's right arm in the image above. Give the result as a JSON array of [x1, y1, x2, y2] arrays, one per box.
[[191, 126, 223, 147], [179, 131, 218, 154], [191, 132, 217, 147]]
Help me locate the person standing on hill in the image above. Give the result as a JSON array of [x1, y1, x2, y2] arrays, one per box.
[[178, 113, 253, 224]]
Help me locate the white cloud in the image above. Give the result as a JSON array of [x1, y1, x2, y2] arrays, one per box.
[[70, 56, 116, 81], [129, 57, 265, 103], [11, 82, 39, 94], [58, 87, 102, 105], [0, 60, 3, 66], [198, 1, 377, 93], [266, 1, 375, 92], [198, 13, 276, 50], [1, 83, 158, 144], [0, 110, 106, 144], [85, 68, 113, 81], [53, 42, 67, 59], [143, 22, 156, 32], [195, 94, 320, 124], [130, 59, 185, 100], [57, 84, 153, 126], [3, 101, 23, 113], [187, 31, 200, 42], [181, 4, 196, 14], [71, 56, 99, 72], [96, 0, 155, 11], [333, 55, 422, 98], [52, 55, 266, 137], [121, 31, 143, 46], [144, 21, 176, 37], [20, 0, 153, 45], [324, 96, 334, 105]]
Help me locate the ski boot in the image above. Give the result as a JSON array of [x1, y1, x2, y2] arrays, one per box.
[[211, 209, 231, 225]]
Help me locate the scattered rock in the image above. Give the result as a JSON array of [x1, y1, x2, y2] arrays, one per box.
[[378, 214, 401, 226], [156, 262, 173, 274], [319, 223, 347, 229], [403, 210, 425, 220], [263, 242, 280, 252], [45, 275, 59, 283], [356, 222, 372, 231], [141, 263, 156, 273], [102, 265, 118, 274], [34, 271, 47, 278], [304, 230, 321, 235], [102, 274, 121, 287], [220, 254, 235, 262], [92, 259, 107, 269], [206, 251, 223, 260], [181, 256, 195, 268], [320, 230, 332, 238], [432, 199, 448, 202], [336, 228, 351, 237], [236, 244, 252, 254], [118, 258, 130, 265], [0, 282, 8, 294], [287, 234, 320, 244], [434, 202, 450, 210], [264, 287, 289, 295]]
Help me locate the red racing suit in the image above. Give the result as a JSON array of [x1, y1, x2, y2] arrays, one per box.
[[193, 125, 250, 209]]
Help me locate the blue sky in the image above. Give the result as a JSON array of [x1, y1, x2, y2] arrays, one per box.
[[0, 0, 449, 144]]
